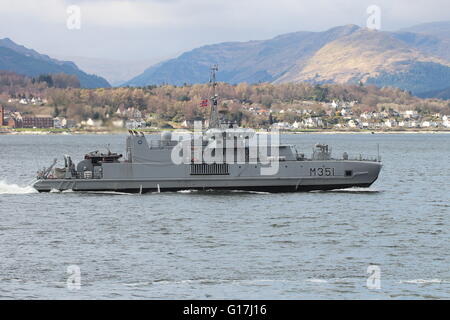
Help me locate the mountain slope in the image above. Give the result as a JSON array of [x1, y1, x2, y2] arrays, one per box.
[[417, 86, 450, 100], [391, 31, 450, 62], [124, 24, 450, 96], [366, 61, 450, 95], [399, 21, 450, 40], [0, 38, 110, 88], [124, 25, 360, 86], [54, 55, 158, 86], [277, 28, 450, 95]]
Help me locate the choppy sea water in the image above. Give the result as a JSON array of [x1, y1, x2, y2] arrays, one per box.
[[0, 133, 449, 299]]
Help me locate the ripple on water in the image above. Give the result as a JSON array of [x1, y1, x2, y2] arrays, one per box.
[[0, 133, 449, 299]]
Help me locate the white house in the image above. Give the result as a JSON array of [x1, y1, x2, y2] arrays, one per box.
[[408, 121, 417, 128], [125, 119, 146, 129], [384, 119, 398, 128], [30, 97, 44, 105], [127, 108, 142, 120], [271, 122, 292, 130], [115, 106, 126, 116], [292, 121, 302, 129], [331, 100, 339, 109], [181, 120, 194, 128], [403, 110, 419, 119], [361, 122, 370, 129], [82, 118, 103, 128], [112, 119, 124, 128], [53, 117, 63, 129], [443, 115, 450, 128], [421, 121, 430, 128], [380, 111, 389, 118]]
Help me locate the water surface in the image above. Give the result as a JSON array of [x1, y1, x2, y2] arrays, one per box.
[[0, 133, 449, 299]]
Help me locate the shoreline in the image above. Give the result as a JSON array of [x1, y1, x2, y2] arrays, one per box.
[[1, 129, 450, 135]]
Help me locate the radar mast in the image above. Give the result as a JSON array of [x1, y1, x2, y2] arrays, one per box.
[[208, 65, 220, 129]]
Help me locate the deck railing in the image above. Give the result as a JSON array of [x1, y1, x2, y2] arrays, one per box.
[[342, 154, 380, 162]]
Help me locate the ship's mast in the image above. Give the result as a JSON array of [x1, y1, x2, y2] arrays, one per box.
[[208, 65, 220, 129]]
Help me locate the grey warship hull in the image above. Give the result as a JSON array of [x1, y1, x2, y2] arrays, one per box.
[[34, 156, 381, 193], [33, 67, 382, 193], [32, 122, 382, 194]]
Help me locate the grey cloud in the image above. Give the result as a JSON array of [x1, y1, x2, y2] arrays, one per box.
[[0, 0, 449, 62]]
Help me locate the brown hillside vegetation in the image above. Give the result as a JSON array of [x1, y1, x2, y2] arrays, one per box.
[[1, 71, 448, 127], [276, 28, 450, 84]]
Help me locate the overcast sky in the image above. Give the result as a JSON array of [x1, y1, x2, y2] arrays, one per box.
[[1, 0, 449, 62]]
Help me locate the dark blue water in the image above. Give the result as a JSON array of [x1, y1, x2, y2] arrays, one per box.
[[0, 133, 449, 299]]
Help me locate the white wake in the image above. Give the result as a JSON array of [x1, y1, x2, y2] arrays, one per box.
[[399, 279, 447, 284], [177, 189, 199, 193], [0, 180, 37, 194]]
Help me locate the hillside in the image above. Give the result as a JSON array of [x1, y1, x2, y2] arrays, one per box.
[[417, 86, 450, 100], [278, 29, 450, 95], [275, 29, 443, 82], [2, 73, 449, 130], [399, 21, 450, 40], [54, 55, 157, 86], [124, 25, 361, 86], [391, 31, 450, 63], [125, 24, 450, 97], [0, 38, 110, 88]]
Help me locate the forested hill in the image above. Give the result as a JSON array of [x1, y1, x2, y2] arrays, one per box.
[[0, 38, 110, 89]]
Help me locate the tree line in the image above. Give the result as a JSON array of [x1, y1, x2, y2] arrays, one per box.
[[0, 71, 449, 127]]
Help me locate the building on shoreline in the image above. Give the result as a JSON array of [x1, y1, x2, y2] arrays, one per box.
[[6, 112, 54, 129], [0, 105, 5, 126], [22, 116, 54, 128]]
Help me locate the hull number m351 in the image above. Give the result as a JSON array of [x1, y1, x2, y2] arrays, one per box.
[[310, 167, 335, 176]]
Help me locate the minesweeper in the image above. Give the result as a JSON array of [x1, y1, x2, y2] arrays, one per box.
[[33, 66, 382, 193]]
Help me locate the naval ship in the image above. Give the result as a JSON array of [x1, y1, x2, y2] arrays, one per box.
[[33, 66, 382, 193]]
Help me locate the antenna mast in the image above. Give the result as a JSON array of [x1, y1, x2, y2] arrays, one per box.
[[208, 65, 219, 129]]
